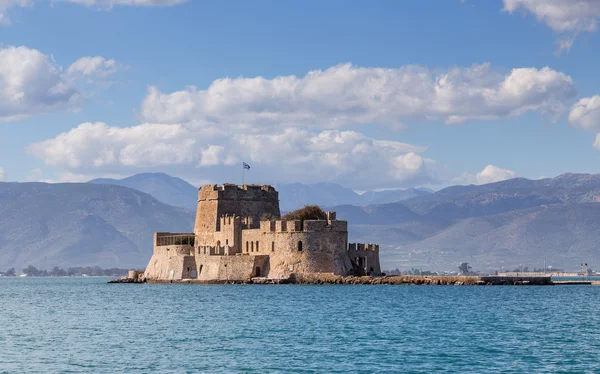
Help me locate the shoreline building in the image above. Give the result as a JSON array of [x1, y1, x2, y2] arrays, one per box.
[[144, 184, 380, 281]]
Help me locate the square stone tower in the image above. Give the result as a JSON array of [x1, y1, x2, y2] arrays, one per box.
[[194, 184, 280, 235]]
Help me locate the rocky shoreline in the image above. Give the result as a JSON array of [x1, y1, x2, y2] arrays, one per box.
[[109, 273, 555, 286]]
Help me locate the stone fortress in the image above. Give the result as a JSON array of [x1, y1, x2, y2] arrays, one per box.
[[144, 184, 381, 281]]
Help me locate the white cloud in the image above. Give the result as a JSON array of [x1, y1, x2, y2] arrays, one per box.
[[66, 56, 119, 79], [0, 46, 120, 121], [27, 62, 581, 189], [568, 95, 600, 151], [0, 46, 79, 121], [27, 122, 436, 189], [0, 166, 4, 181], [592, 134, 600, 150], [569, 95, 600, 131], [0, 0, 31, 25], [27, 122, 196, 168], [141, 63, 577, 129], [453, 165, 517, 185], [503, 0, 600, 52]]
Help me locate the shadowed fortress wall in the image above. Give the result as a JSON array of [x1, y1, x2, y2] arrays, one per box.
[[194, 184, 280, 234]]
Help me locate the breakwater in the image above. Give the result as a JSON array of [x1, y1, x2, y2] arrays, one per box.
[[111, 273, 554, 285]]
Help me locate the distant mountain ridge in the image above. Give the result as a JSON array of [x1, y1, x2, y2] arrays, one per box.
[[89, 173, 199, 211], [0, 182, 193, 270], [275, 183, 434, 211], [337, 173, 600, 271], [4, 172, 600, 272], [87, 173, 435, 212]]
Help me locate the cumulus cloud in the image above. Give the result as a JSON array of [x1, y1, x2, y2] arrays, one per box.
[[27, 122, 436, 189], [141, 63, 577, 129], [567, 95, 600, 150], [66, 56, 119, 79], [0, 46, 120, 121], [28, 62, 581, 188], [453, 165, 517, 185], [503, 0, 600, 52], [27, 122, 196, 168], [569, 95, 600, 131]]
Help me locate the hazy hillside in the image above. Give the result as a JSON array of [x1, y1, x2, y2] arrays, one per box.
[[276, 183, 433, 211], [339, 173, 600, 272], [0, 182, 194, 271], [89, 173, 199, 211], [87, 174, 435, 212]]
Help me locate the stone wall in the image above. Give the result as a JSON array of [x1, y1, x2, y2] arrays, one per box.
[[144, 243, 194, 280], [194, 184, 280, 235], [348, 243, 381, 275]]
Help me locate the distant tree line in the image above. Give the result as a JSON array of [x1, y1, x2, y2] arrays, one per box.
[[0, 266, 132, 277]]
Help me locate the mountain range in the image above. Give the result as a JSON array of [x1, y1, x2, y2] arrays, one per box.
[[339, 173, 600, 271], [0, 182, 193, 271], [89, 173, 199, 211], [2, 172, 600, 272], [88, 173, 434, 211]]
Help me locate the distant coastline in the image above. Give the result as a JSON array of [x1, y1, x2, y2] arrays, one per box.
[[0, 266, 133, 278]]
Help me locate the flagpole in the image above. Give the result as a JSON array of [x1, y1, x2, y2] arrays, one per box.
[[242, 162, 244, 185]]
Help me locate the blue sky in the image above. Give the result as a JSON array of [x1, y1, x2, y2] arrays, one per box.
[[1, 0, 600, 189]]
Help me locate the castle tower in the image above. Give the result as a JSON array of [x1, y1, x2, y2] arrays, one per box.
[[194, 184, 280, 235]]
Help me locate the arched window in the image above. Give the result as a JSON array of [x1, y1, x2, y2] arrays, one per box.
[[217, 240, 221, 248], [298, 241, 303, 252], [226, 239, 229, 245], [271, 242, 275, 252], [256, 241, 259, 252], [246, 241, 249, 252], [251, 241, 254, 252]]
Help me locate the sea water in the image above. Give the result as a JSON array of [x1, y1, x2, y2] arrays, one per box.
[[1, 277, 600, 373]]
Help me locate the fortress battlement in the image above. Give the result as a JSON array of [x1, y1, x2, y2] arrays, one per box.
[[348, 243, 380, 252], [199, 184, 278, 202], [257, 217, 347, 233]]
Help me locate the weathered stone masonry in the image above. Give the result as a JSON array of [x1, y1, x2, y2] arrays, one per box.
[[144, 184, 381, 281]]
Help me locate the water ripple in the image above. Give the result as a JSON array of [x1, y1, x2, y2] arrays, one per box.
[[1, 279, 600, 373]]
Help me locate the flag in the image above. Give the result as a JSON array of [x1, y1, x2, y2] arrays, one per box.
[[243, 162, 251, 170]]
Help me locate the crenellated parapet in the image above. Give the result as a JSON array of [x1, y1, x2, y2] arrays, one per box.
[[196, 245, 237, 256], [348, 243, 380, 253], [257, 211, 347, 233], [198, 184, 278, 203], [219, 214, 241, 228]]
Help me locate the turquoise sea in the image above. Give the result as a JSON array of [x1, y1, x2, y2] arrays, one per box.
[[1, 278, 600, 373]]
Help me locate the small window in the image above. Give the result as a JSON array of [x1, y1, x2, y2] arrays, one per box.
[[298, 241, 303, 252], [271, 242, 275, 252], [251, 242, 254, 252], [256, 241, 259, 252], [226, 239, 229, 245], [246, 241, 249, 252], [217, 240, 221, 247]]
